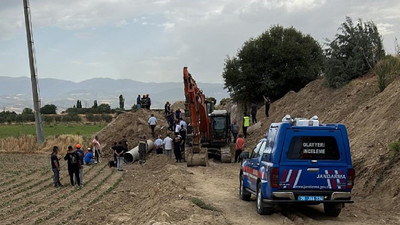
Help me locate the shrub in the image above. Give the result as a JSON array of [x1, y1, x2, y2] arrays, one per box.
[[191, 197, 219, 211], [375, 55, 400, 92], [389, 140, 400, 155], [101, 114, 113, 123]]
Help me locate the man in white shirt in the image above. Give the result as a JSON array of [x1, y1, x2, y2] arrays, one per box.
[[148, 114, 157, 138], [163, 134, 173, 159], [174, 120, 181, 135], [179, 118, 187, 130], [154, 135, 163, 154]]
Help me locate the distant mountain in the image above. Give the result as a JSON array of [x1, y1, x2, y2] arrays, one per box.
[[0, 76, 230, 113]]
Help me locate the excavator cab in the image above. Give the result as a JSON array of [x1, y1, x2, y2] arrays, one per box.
[[209, 110, 231, 146]]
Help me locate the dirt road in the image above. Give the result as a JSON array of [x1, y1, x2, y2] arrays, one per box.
[[187, 161, 399, 225], [0, 153, 399, 225]]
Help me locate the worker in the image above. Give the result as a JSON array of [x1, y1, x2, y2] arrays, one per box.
[[263, 96, 271, 117], [154, 135, 163, 154], [231, 120, 239, 143], [147, 94, 151, 110], [163, 134, 173, 159], [148, 114, 157, 138], [243, 114, 250, 138], [138, 135, 147, 165], [251, 103, 257, 124], [136, 94, 141, 109], [173, 133, 183, 163], [235, 134, 245, 163]]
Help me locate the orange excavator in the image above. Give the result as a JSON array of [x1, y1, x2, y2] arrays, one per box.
[[183, 67, 232, 166]]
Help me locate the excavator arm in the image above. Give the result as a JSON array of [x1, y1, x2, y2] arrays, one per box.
[[183, 67, 209, 166]]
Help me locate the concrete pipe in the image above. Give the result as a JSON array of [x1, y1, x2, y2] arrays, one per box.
[[124, 140, 154, 163]]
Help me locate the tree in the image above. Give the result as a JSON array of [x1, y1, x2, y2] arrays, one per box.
[[119, 94, 125, 109], [324, 17, 385, 88], [40, 104, 57, 114], [98, 103, 111, 114], [93, 100, 98, 109], [223, 25, 323, 103], [76, 100, 82, 109], [21, 107, 35, 122], [22, 108, 33, 115]]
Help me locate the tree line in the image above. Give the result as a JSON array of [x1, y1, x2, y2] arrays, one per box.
[[0, 97, 126, 124], [223, 17, 399, 105]]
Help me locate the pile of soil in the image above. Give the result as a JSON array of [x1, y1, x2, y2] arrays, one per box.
[[245, 74, 400, 210], [95, 109, 171, 158], [79, 154, 226, 225]]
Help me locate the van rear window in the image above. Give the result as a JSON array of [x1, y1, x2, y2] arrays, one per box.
[[287, 136, 340, 160]]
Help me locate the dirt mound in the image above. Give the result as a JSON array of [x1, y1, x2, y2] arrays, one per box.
[[79, 154, 225, 225], [170, 101, 185, 112], [95, 109, 171, 157], [244, 73, 400, 210]]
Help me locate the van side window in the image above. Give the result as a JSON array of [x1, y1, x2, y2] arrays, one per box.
[[251, 140, 265, 158], [266, 127, 278, 148], [287, 136, 340, 160]]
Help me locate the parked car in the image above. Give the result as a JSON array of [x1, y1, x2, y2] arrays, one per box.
[[239, 115, 355, 216]]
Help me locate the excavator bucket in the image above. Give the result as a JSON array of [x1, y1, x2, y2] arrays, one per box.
[[220, 145, 233, 163], [185, 147, 208, 167]]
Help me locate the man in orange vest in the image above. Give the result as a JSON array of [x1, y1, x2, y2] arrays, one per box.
[[235, 134, 245, 163]]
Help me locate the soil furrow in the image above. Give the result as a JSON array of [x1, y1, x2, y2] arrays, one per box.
[[2, 163, 109, 224], [29, 168, 120, 225], [0, 162, 105, 220]]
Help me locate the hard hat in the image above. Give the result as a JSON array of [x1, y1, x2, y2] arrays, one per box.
[[76, 144, 81, 149]]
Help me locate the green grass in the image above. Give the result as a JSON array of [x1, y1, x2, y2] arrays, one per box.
[[0, 124, 106, 138], [191, 197, 219, 212]]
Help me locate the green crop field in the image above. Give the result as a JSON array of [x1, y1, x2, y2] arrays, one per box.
[[0, 124, 106, 138]]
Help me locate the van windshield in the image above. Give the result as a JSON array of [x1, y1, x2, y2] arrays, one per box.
[[287, 136, 340, 160]]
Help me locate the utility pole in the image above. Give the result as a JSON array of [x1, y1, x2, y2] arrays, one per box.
[[23, 0, 45, 144]]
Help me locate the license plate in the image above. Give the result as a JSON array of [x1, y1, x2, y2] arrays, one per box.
[[298, 196, 324, 201]]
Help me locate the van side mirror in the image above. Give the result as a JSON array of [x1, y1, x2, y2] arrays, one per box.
[[240, 151, 249, 160]]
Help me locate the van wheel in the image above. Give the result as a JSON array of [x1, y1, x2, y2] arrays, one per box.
[[256, 183, 273, 215], [324, 203, 342, 217], [239, 174, 251, 201]]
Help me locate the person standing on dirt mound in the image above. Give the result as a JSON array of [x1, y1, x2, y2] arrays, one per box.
[[263, 95, 271, 118], [163, 134, 173, 159], [64, 146, 81, 188], [141, 94, 148, 109], [175, 108, 181, 120], [243, 114, 250, 138], [173, 133, 183, 163], [121, 135, 129, 152], [154, 135, 163, 154], [179, 117, 187, 130], [164, 101, 170, 116], [139, 136, 148, 165], [75, 144, 84, 186], [92, 135, 101, 163], [167, 111, 175, 131], [148, 114, 157, 138], [136, 94, 141, 109], [235, 134, 245, 163], [51, 146, 62, 188], [147, 94, 151, 110], [251, 103, 257, 124], [114, 141, 125, 171]]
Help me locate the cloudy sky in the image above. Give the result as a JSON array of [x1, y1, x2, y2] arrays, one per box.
[[0, 0, 399, 84]]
